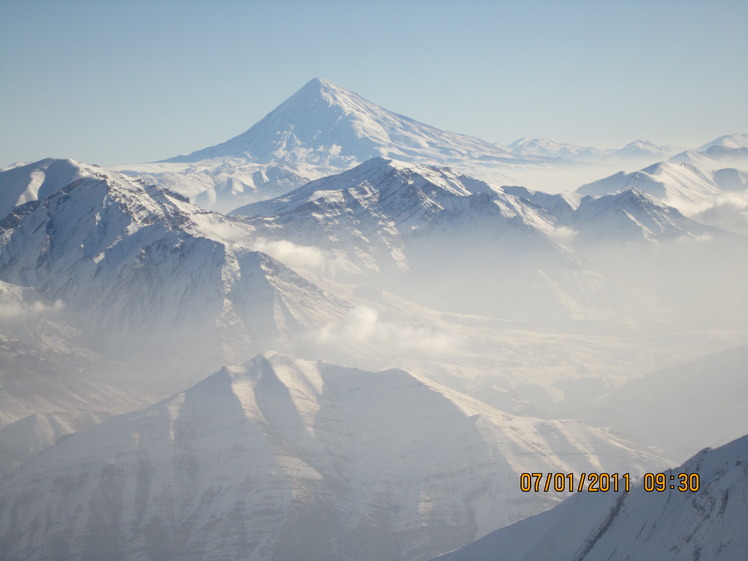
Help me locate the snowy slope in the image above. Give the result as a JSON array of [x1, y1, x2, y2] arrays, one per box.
[[0, 158, 104, 220], [167, 78, 519, 167], [235, 159, 719, 259], [570, 188, 716, 244], [578, 161, 728, 208], [673, 133, 748, 169], [0, 165, 344, 386], [430, 434, 748, 561], [227, 158, 741, 330], [576, 136, 748, 210], [0, 352, 668, 561], [229, 157, 622, 323], [576, 159, 748, 235], [113, 158, 314, 213], [111, 79, 745, 211], [232, 157, 561, 278], [697, 132, 748, 152]]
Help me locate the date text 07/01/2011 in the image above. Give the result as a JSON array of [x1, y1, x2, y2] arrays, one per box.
[[519, 472, 701, 493]]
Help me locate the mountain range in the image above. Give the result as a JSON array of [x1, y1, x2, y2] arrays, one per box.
[[0, 78, 746, 561], [230, 156, 732, 328], [110, 78, 748, 213]]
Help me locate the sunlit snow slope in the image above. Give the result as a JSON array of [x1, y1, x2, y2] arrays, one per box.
[[0, 158, 102, 220], [0, 352, 668, 561], [431, 434, 748, 561], [0, 163, 344, 386]]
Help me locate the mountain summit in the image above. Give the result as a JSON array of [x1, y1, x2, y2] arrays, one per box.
[[165, 78, 516, 167]]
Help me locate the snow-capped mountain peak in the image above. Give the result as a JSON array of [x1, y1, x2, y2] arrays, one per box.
[[697, 132, 748, 152], [164, 78, 517, 168], [614, 139, 682, 158], [111, 79, 523, 211], [507, 137, 606, 160], [571, 188, 714, 243]]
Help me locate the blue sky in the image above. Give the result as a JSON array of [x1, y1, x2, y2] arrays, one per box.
[[1, 0, 746, 167]]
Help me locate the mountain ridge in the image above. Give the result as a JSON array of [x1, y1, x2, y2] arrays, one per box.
[[0, 351, 669, 561], [0, 166, 346, 391]]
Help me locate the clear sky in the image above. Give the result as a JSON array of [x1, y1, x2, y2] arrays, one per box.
[[1, 0, 746, 167]]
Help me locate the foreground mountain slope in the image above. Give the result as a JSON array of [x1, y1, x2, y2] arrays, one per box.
[[431, 434, 748, 561], [0, 352, 668, 561]]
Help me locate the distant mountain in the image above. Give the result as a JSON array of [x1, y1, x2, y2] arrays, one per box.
[[507, 138, 685, 162], [670, 133, 748, 169], [611, 139, 683, 161], [571, 188, 716, 244], [576, 158, 748, 235], [578, 161, 727, 208], [697, 133, 748, 152], [0, 351, 667, 561], [507, 138, 608, 160], [167, 78, 518, 166], [430, 434, 748, 561], [115, 79, 522, 211], [110, 79, 744, 212]]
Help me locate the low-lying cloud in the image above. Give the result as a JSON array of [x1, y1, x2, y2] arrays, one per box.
[[252, 238, 358, 278], [294, 305, 463, 366], [692, 192, 748, 235]]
